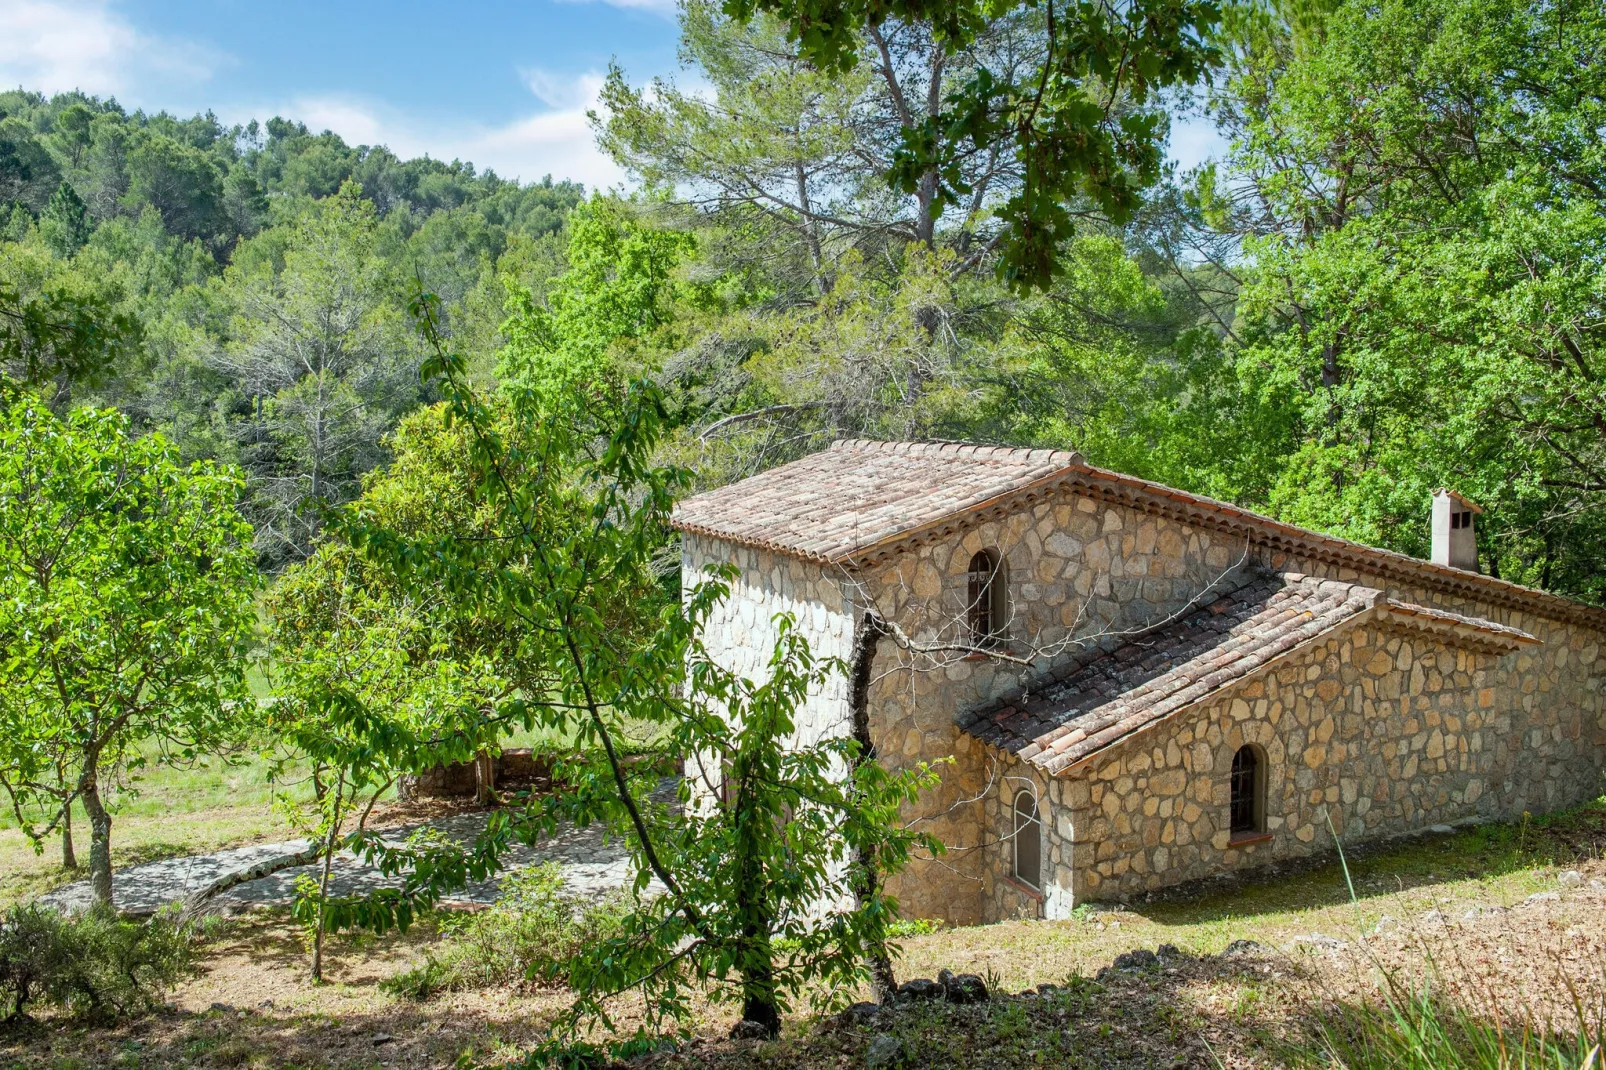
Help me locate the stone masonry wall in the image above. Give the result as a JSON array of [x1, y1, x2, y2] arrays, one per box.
[[858, 489, 1251, 924], [685, 483, 1606, 923], [680, 533, 858, 790], [1062, 612, 1606, 901]]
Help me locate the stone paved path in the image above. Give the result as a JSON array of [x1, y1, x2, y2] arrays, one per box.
[[42, 783, 673, 917]]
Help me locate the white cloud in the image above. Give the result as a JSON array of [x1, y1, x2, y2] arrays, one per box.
[[0, 0, 220, 100], [278, 72, 627, 192], [554, 0, 679, 16]]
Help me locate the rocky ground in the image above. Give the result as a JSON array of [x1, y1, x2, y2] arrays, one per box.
[[39, 783, 676, 917]]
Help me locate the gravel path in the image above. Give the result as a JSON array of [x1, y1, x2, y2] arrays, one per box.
[[41, 784, 673, 917]]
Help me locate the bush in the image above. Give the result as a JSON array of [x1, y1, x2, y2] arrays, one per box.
[[0, 903, 202, 1022], [385, 863, 629, 999]]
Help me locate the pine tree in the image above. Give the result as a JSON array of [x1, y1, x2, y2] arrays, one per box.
[[39, 181, 90, 258]]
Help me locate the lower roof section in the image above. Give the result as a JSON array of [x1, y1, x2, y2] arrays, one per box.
[[957, 572, 1538, 776]]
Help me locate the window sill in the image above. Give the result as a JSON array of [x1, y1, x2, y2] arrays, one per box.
[[1003, 875, 1045, 902], [1228, 831, 1273, 847]]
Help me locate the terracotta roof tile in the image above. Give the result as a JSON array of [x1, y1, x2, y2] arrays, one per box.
[[957, 573, 1538, 775], [671, 439, 1081, 564], [671, 439, 1606, 629]]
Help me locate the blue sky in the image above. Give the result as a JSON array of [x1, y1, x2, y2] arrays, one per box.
[[0, 0, 1222, 192]]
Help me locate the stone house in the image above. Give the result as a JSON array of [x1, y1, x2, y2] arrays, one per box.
[[670, 440, 1606, 924]]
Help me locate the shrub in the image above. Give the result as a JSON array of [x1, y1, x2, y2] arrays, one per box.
[[384, 863, 629, 999], [0, 903, 202, 1022]]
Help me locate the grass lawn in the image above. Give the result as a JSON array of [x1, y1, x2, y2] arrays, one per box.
[[3, 799, 1603, 1069]]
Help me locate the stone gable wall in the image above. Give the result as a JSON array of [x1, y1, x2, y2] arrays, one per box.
[[857, 489, 1247, 923], [679, 533, 858, 767]]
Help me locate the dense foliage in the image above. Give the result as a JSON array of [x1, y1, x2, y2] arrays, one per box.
[[0, 91, 585, 567], [0, 904, 201, 1022]]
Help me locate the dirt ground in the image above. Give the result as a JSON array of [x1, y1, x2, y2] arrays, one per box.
[[4, 805, 1604, 1069]]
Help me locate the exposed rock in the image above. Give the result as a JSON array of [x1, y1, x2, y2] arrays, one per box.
[[1156, 943, 1183, 962], [835, 1002, 885, 1028], [729, 1020, 773, 1041], [1289, 933, 1347, 951], [1220, 939, 1266, 957], [938, 970, 988, 1004], [864, 1034, 906, 1070], [1429, 825, 1455, 835], [1112, 948, 1160, 971], [1526, 891, 1561, 904], [894, 978, 942, 1003], [1557, 869, 1584, 888]]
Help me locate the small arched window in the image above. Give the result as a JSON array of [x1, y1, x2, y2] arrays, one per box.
[[1013, 789, 1041, 889], [1230, 745, 1263, 836], [967, 549, 1007, 645]]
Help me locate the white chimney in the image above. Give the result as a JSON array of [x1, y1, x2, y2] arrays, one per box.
[[1431, 489, 1482, 572]]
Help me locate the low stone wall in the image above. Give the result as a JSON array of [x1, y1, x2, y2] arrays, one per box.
[[397, 748, 555, 801]]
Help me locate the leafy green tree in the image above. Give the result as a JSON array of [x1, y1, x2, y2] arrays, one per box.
[[266, 543, 499, 980], [0, 397, 257, 908], [499, 196, 701, 397], [718, 0, 1221, 289], [39, 182, 91, 258], [0, 240, 143, 408], [48, 103, 95, 170], [122, 130, 225, 244], [0, 117, 61, 215], [1191, 0, 1606, 597], [603, 3, 1054, 298], [311, 290, 939, 1038]]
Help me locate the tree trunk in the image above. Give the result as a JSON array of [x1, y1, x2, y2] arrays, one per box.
[[738, 952, 782, 1037], [311, 781, 345, 982], [474, 750, 495, 806], [846, 609, 898, 1004], [79, 764, 114, 909], [60, 802, 77, 870]]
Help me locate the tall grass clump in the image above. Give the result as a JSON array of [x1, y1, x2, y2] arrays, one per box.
[[1307, 976, 1603, 1069], [384, 863, 630, 999], [1306, 815, 1604, 1069]]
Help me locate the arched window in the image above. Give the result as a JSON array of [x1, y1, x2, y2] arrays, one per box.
[[967, 549, 1007, 645], [1230, 745, 1263, 836], [1013, 789, 1041, 889]]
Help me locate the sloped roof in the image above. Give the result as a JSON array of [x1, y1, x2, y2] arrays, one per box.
[[670, 439, 1606, 630], [671, 440, 1081, 564], [957, 573, 1538, 775]]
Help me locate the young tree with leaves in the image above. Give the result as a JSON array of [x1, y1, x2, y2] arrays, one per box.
[[0, 396, 257, 908], [280, 266, 938, 1038]]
